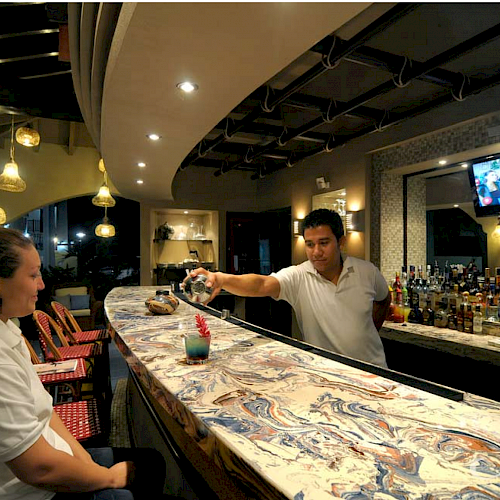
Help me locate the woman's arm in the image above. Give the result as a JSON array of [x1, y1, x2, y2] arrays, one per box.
[[49, 410, 93, 464], [6, 434, 133, 493]]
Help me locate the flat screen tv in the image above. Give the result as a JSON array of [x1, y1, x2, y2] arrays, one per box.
[[468, 155, 500, 217]]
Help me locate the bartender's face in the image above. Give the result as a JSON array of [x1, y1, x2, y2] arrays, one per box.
[[304, 225, 345, 276]]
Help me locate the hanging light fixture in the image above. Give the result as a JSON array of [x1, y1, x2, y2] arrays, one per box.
[[0, 207, 6, 225], [492, 215, 500, 239], [98, 158, 106, 173], [95, 207, 115, 238], [92, 171, 116, 207], [15, 125, 40, 147], [0, 116, 26, 193]]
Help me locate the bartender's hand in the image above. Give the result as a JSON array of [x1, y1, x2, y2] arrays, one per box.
[[184, 267, 222, 303]]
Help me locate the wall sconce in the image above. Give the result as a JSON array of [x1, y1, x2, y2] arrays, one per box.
[[346, 210, 365, 232], [293, 219, 304, 237]]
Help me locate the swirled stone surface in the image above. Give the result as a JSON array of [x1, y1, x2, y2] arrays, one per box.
[[105, 286, 500, 500]]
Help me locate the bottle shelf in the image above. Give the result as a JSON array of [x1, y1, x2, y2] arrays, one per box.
[[153, 239, 212, 243]]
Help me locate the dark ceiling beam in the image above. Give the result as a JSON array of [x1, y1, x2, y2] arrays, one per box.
[[220, 20, 500, 177], [0, 52, 58, 64], [311, 37, 462, 89], [179, 3, 418, 172], [0, 28, 59, 40], [251, 70, 500, 180]]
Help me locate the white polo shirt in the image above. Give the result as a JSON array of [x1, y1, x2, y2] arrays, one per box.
[[0, 319, 72, 500], [272, 256, 389, 367]]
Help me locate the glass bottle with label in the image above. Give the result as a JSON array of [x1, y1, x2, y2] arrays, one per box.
[[447, 305, 457, 330], [422, 299, 434, 326], [434, 301, 448, 328], [473, 304, 483, 334], [464, 303, 473, 334], [457, 303, 465, 332]]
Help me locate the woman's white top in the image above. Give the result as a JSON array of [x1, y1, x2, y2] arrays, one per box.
[[0, 319, 72, 500]]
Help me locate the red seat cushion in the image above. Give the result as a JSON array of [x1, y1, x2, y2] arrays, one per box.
[[45, 343, 100, 361], [72, 329, 109, 343], [54, 399, 102, 441]]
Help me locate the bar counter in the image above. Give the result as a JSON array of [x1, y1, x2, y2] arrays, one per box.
[[105, 286, 500, 499], [382, 321, 500, 365]]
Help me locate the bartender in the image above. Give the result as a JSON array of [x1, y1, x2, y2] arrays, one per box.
[[186, 209, 391, 367]]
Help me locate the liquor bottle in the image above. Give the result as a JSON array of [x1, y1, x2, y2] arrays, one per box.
[[473, 305, 483, 334], [414, 277, 422, 309], [422, 299, 434, 326], [464, 303, 473, 334], [447, 305, 457, 330], [434, 302, 448, 328], [433, 260, 440, 279], [408, 305, 423, 324], [449, 284, 461, 312], [419, 278, 428, 310], [386, 283, 395, 321], [393, 273, 404, 323], [457, 303, 465, 332]]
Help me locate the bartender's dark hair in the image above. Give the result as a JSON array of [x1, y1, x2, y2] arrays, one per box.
[[302, 209, 344, 241], [0, 228, 34, 309]]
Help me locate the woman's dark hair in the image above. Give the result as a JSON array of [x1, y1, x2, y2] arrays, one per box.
[[302, 209, 344, 241], [0, 227, 33, 279]]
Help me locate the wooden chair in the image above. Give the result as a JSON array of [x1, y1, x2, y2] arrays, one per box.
[[21, 334, 87, 404], [33, 310, 112, 430], [51, 301, 109, 345], [33, 310, 102, 363]]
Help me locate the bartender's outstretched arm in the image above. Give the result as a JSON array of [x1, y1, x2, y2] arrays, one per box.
[[187, 268, 280, 303]]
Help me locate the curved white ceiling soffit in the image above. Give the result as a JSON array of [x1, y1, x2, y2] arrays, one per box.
[[96, 2, 371, 202], [68, 2, 122, 152]]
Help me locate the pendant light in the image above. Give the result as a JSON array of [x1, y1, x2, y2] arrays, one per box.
[[492, 214, 500, 239], [92, 171, 116, 207], [0, 116, 27, 193], [15, 125, 40, 147], [0, 207, 6, 225], [95, 207, 115, 238]]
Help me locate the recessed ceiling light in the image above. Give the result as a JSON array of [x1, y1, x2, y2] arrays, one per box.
[[136, 179, 143, 184], [176, 81, 198, 93], [138, 162, 146, 168], [454, 204, 459, 207], [183, 211, 189, 214], [147, 134, 161, 141], [438, 160, 447, 165], [461, 163, 468, 168]]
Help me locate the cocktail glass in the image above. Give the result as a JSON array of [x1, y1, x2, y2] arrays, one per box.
[[184, 334, 211, 364]]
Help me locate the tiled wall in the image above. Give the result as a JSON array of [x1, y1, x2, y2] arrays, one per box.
[[370, 111, 500, 282]]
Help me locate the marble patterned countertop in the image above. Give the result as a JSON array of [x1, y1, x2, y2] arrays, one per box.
[[381, 321, 500, 365], [105, 286, 500, 499]]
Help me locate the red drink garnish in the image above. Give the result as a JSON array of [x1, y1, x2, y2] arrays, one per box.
[[195, 314, 211, 337]]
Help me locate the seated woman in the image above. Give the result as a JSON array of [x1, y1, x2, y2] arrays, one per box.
[[0, 228, 172, 500]]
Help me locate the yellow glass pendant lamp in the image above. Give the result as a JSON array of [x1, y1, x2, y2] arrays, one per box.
[[15, 126, 40, 147], [95, 207, 115, 238], [92, 172, 115, 207], [0, 207, 6, 225], [0, 117, 27, 193]]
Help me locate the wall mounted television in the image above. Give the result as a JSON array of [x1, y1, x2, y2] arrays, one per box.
[[467, 154, 500, 217]]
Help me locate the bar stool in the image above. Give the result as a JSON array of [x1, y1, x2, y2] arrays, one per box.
[[53, 399, 104, 444], [33, 310, 102, 363], [51, 301, 110, 345], [21, 334, 87, 403], [33, 310, 112, 432]]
